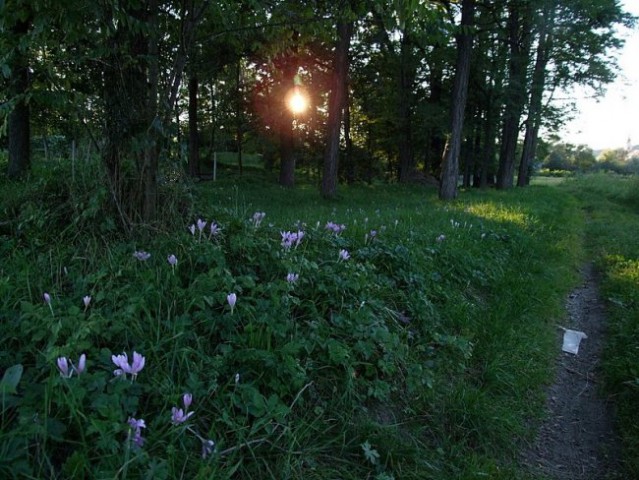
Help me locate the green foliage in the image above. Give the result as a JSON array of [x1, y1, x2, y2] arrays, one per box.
[[0, 164, 586, 478]]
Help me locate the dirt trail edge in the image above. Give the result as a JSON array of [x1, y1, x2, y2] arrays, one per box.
[[521, 263, 621, 480]]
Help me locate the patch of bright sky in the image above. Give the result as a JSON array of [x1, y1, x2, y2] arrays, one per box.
[[559, 0, 639, 151]]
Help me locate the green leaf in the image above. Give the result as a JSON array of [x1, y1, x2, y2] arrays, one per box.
[[1, 63, 10, 79], [0, 364, 23, 394]]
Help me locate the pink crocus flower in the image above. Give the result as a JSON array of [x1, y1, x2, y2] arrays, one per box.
[[133, 250, 151, 261], [127, 417, 146, 448], [57, 357, 71, 378], [197, 218, 207, 232], [252, 211, 266, 227], [44, 292, 54, 316], [171, 407, 195, 425], [167, 254, 178, 266], [227, 293, 237, 314], [183, 393, 193, 409], [201, 439, 215, 459], [112, 351, 145, 380], [74, 353, 87, 375]]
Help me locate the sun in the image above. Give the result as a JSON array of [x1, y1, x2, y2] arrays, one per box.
[[286, 88, 309, 114]]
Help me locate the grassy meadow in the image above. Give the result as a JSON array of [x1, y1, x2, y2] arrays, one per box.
[[564, 174, 639, 477], [1, 162, 637, 479]]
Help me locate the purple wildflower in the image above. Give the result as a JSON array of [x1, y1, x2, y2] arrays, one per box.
[[201, 439, 215, 459], [133, 251, 151, 261], [167, 254, 178, 267], [127, 417, 146, 448], [83, 295, 91, 309], [171, 407, 195, 425], [74, 353, 86, 375], [338, 249, 350, 261], [57, 357, 71, 378], [112, 351, 145, 380], [227, 293, 237, 314], [325, 221, 346, 234], [286, 273, 299, 284], [252, 211, 266, 227]]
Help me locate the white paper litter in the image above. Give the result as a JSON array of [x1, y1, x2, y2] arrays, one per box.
[[561, 328, 588, 355]]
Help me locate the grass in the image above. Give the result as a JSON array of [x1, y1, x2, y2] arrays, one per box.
[[0, 161, 593, 479], [562, 173, 639, 477]]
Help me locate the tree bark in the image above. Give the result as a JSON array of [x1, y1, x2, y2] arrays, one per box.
[[344, 88, 355, 184], [439, 0, 476, 200], [235, 59, 243, 175], [7, 17, 31, 179], [518, 5, 553, 187], [424, 47, 445, 178], [278, 61, 297, 187], [188, 74, 200, 177], [321, 19, 353, 199], [496, 1, 533, 190], [397, 33, 415, 183]]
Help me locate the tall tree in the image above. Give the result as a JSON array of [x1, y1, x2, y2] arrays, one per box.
[[188, 74, 200, 177], [321, 17, 354, 198], [5, 5, 32, 179], [439, 0, 476, 200], [518, 3, 554, 186], [496, 0, 533, 189], [278, 57, 298, 187]]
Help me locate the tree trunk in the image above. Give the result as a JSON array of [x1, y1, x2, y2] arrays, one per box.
[[344, 88, 355, 184], [496, 1, 533, 190], [7, 17, 31, 179], [439, 0, 476, 200], [480, 100, 498, 188], [397, 33, 414, 183], [278, 62, 297, 187], [518, 5, 553, 187], [188, 74, 200, 177], [321, 19, 353, 199], [236, 59, 243, 175], [102, 1, 157, 226], [206, 77, 217, 165], [424, 47, 445, 178]]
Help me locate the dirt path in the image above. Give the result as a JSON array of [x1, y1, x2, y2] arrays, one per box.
[[521, 263, 621, 479]]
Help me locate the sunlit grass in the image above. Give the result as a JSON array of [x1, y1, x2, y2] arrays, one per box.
[[462, 202, 532, 227]]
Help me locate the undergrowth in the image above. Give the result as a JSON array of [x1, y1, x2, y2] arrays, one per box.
[[0, 164, 583, 479]]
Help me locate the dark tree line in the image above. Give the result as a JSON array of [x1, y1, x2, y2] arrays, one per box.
[[0, 0, 633, 225]]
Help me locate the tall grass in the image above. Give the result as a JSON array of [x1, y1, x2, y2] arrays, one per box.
[[1, 164, 584, 479]]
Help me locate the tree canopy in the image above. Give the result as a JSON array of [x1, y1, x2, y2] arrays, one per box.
[[1, 0, 635, 223]]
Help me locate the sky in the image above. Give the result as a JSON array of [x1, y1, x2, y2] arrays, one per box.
[[559, 0, 639, 151]]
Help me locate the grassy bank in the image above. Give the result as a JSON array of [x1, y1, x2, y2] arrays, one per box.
[[1, 164, 583, 479], [563, 174, 639, 477]]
